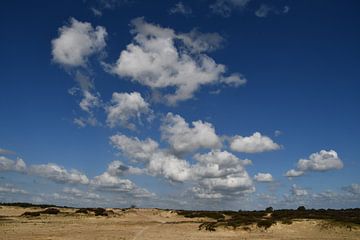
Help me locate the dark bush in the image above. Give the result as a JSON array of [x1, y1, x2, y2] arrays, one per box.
[[94, 208, 108, 216], [265, 207, 273, 213], [257, 220, 275, 229], [297, 206, 306, 211], [42, 208, 60, 214], [75, 208, 89, 214], [22, 211, 41, 217]]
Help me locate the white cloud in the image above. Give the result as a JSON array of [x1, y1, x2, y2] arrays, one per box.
[[169, 2, 192, 15], [254, 172, 273, 182], [91, 7, 103, 17], [109, 17, 246, 105], [285, 169, 304, 178], [177, 29, 224, 53], [62, 187, 101, 200], [0, 185, 27, 194], [91, 172, 135, 191], [210, 0, 251, 17], [342, 183, 360, 195], [90, 172, 155, 198], [191, 150, 254, 199], [285, 150, 343, 178], [255, 4, 272, 18], [297, 150, 343, 172], [291, 184, 308, 196], [110, 134, 159, 162], [229, 132, 281, 153], [52, 18, 107, 67], [79, 90, 101, 113], [110, 133, 191, 182], [107, 160, 144, 176], [255, 4, 290, 18], [29, 163, 89, 185], [161, 113, 221, 154], [0, 156, 26, 172], [106, 92, 152, 129]]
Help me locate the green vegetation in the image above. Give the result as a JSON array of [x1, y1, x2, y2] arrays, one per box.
[[177, 207, 360, 231], [21, 208, 60, 217]]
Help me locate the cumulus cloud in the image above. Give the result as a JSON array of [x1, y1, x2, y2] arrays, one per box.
[[0, 156, 26, 172], [51, 18, 106, 126], [169, 2, 192, 15], [254, 172, 273, 182], [161, 113, 221, 154], [191, 150, 254, 199], [109, 17, 246, 105], [52, 18, 107, 67], [285, 169, 304, 178], [210, 0, 251, 17], [110, 134, 159, 162], [297, 150, 343, 172], [106, 92, 152, 129], [110, 133, 191, 182], [90, 171, 154, 198], [285, 150, 343, 178], [29, 163, 89, 185], [229, 132, 281, 153]]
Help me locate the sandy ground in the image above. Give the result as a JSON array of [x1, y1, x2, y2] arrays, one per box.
[[0, 206, 359, 240]]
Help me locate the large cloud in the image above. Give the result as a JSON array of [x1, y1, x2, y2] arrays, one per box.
[[161, 113, 221, 154], [109, 17, 246, 105], [297, 150, 343, 171], [110, 133, 191, 182], [29, 163, 89, 185], [191, 150, 254, 199], [90, 161, 154, 198], [229, 132, 281, 153], [285, 150, 343, 178], [52, 18, 107, 67], [106, 92, 152, 129]]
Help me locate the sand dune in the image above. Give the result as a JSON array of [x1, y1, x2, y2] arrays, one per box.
[[0, 206, 359, 240]]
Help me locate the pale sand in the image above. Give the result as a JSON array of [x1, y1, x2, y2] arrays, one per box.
[[0, 206, 359, 240]]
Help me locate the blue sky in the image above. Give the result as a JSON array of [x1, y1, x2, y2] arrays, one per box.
[[0, 0, 359, 210]]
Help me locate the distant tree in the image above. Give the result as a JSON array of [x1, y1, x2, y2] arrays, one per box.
[[130, 204, 137, 208], [265, 206, 273, 212], [297, 206, 306, 211]]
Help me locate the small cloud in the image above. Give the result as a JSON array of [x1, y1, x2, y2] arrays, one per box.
[[283, 6, 290, 13], [169, 2, 192, 16], [254, 172, 273, 182], [255, 4, 272, 18], [285, 169, 304, 178], [255, 4, 290, 18], [90, 7, 103, 17], [274, 130, 282, 137], [229, 132, 281, 153], [105, 92, 152, 130]]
